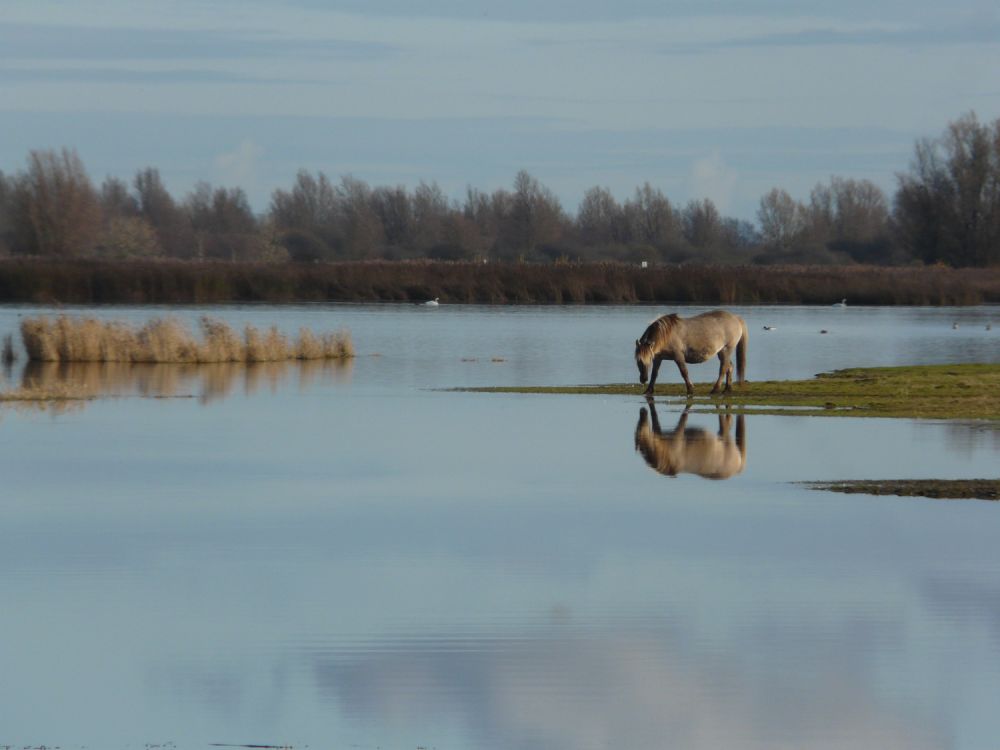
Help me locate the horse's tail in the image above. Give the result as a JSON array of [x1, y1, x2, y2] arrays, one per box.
[[736, 316, 748, 384]]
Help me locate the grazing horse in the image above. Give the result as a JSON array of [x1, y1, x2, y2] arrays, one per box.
[[634, 310, 747, 396], [634, 403, 747, 480]]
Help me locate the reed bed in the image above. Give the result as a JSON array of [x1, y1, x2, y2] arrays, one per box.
[[2, 258, 1000, 306], [19, 315, 354, 363]]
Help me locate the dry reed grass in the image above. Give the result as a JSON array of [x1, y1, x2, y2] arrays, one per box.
[[19, 315, 354, 364], [4, 258, 1000, 306]]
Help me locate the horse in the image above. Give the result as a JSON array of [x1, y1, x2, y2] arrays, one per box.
[[634, 403, 747, 480], [634, 310, 747, 396]]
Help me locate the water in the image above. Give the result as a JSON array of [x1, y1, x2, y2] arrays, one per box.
[[1, 303, 999, 750]]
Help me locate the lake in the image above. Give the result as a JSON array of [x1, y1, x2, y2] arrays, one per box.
[[1, 303, 999, 750]]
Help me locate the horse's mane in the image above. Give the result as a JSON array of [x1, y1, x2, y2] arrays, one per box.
[[637, 314, 679, 353]]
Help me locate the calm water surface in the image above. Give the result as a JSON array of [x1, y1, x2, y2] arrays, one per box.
[[1, 304, 999, 750]]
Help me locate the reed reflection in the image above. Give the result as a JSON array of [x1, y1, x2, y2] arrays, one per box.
[[634, 402, 747, 480], [17, 357, 352, 406]]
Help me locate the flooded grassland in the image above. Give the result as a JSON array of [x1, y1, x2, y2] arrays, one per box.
[[1, 303, 999, 750]]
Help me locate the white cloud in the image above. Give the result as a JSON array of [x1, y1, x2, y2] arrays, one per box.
[[213, 138, 262, 189], [689, 150, 739, 211]]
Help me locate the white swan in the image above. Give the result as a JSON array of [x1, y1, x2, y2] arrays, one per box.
[[833, 298, 847, 307], [424, 297, 440, 306]]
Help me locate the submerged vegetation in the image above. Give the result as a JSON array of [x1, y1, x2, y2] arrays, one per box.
[[19, 315, 354, 363], [460, 364, 1000, 420]]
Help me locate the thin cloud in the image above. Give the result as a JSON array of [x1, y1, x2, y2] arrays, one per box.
[[665, 21, 1000, 53], [0, 22, 398, 62], [0, 67, 301, 85]]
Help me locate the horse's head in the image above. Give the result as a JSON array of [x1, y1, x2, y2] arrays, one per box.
[[635, 338, 651, 385]]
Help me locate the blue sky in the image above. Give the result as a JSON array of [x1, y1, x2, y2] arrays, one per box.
[[1, 0, 998, 219]]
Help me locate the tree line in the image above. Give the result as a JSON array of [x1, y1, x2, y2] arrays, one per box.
[[0, 112, 997, 267]]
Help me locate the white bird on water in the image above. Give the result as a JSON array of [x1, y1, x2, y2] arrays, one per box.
[[425, 297, 440, 306], [833, 298, 847, 307], [762, 325, 776, 331]]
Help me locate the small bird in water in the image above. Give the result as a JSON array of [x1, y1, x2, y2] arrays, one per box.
[[833, 298, 847, 307], [952, 322, 959, 330], [763, 325, 776, 331], [424, 297, 440, 306], [819, 329, 829, 334]]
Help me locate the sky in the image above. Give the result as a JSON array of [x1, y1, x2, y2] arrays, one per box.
[[1, 0, 998, 220]]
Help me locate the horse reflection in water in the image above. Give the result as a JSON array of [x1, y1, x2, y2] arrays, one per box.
[[635, 402, 747, 480]]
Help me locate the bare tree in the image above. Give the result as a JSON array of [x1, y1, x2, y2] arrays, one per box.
[[503, 170, 564, 255], [336, 175, 383, 259], [370, 185, 412, 250], [10, 148, 102, 257], [100, 176, 139, 219], [0, 170, 11, 255], [269, 170, 341, 261], [411, 181, 450, 250], [624, 183, 678, 247], [894, 112, 1000, 266], [577, 186, 625, 246], [682, 198, 722, 250], [757, 187, 803, 251], [134, 167, 191, 257]]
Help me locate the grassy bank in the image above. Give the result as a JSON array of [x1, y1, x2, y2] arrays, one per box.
[[1, 258, 999, 305], [19, 315, 354, 363], [804, 479, 1000, 500], [460, 364, 1000, 420]]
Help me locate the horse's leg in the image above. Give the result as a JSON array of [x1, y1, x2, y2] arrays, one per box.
[[645, 356, 664, 395], [675, 359, 694, 396], [710, 350, 730, 394], [723, 347, 734, 392]]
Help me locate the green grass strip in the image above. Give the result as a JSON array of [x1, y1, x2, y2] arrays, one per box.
[[455, 363, 1000, 420]]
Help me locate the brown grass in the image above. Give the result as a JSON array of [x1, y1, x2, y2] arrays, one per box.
[[19, 315, 354, 363]]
